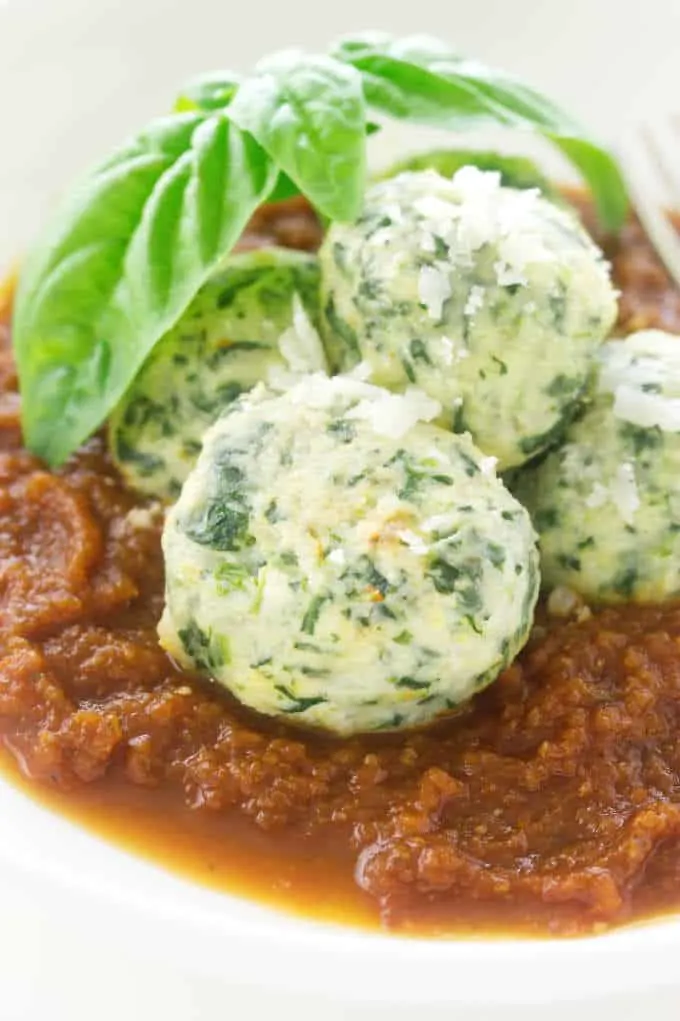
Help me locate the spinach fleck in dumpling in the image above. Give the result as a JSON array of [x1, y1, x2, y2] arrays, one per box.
[[320, 167, 618, 470], [514, 330, 680, 603], [109, 248, 326, 500], [159, 374, 539, 736]]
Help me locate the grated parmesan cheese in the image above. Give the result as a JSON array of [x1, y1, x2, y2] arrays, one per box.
[[547, 585, 580, 618], [125, 503, 163, 531], [598, 330, 680, 433], [423, 513, 458, 534], [278, 293, 328, 374], [464, 285, 486, 318], [513, 333, 680, 603], [320, 166, 617, 470], [441, 336, 454, 365], [584, 482, 609, 509], [582, 464, 639, 524], [286, 375, 442, 439], [161, 358, 540, 735], [418, 265, 451, 320], [347, 360, 374, 382], [612, 461, 640, 524], [396, 529, 430, 555], [479, 455, 498, 476], [346, 386, 442, 439], [612, 386, 680, 431]]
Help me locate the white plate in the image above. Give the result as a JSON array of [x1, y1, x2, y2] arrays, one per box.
[[2, 1, 680, 1017]]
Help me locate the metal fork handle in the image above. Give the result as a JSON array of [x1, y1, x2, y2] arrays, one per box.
[[619, 124, 680, 287]]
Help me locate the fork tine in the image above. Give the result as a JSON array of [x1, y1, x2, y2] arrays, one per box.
[[619, 123, 680, 287], [640, 119, 680, 203]]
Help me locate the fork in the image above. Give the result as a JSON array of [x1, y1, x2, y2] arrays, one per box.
[[619, 116, 680, 285]]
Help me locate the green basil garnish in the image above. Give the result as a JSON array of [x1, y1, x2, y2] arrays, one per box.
[[229, 51, 367, 221], [15, 30, 627, 466], [332, 32, 626, 232], [15, 113, 276, 464], [175, 71, 242, 113]]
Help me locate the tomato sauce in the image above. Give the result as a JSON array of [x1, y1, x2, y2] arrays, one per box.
[[2, 198, 680, 937]]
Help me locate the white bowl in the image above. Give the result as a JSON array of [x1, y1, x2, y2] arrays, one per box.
[[2, 1, 680, 1018]]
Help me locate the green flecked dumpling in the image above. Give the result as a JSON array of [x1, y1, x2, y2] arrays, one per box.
[[159, 374, 540, 736], [514, 330, 680, 603], [109, 248, 326, 501], [320, 167, 618, 470], [377, 147, 557, 197]]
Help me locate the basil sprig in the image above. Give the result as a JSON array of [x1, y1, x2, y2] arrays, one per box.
[[229, 51, 367, 221], [15, 113, 276, 465], [331, 33, 627, 231], [15, 31, 627, 466]]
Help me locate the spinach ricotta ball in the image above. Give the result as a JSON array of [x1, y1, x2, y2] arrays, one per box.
[[320, 167, 618, 470], [378, 147, 556, 197], [109, 248, 326, 500], [159, 375, 540, 735], [514, 330, 680, 603]]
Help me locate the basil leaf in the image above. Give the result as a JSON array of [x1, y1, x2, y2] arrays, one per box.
[[333, 32, 628, 231], [229, 50, 367, 221], [550, 135, 629, 236], [333, 34, 569, 129], [266, 124, 381, 205], [174, 73, 304, 206], [332, 31, 461, 66], [15, 112, 276, 466], [333, 35, 514, 124], [267, 171, 302, 203], [175, 71, 242, 112]]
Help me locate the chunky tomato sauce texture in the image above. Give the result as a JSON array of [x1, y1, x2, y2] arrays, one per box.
[[2, 197, 680, 937]]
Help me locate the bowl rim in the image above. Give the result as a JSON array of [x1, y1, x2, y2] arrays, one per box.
[[1, 773, 679, 1006]]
